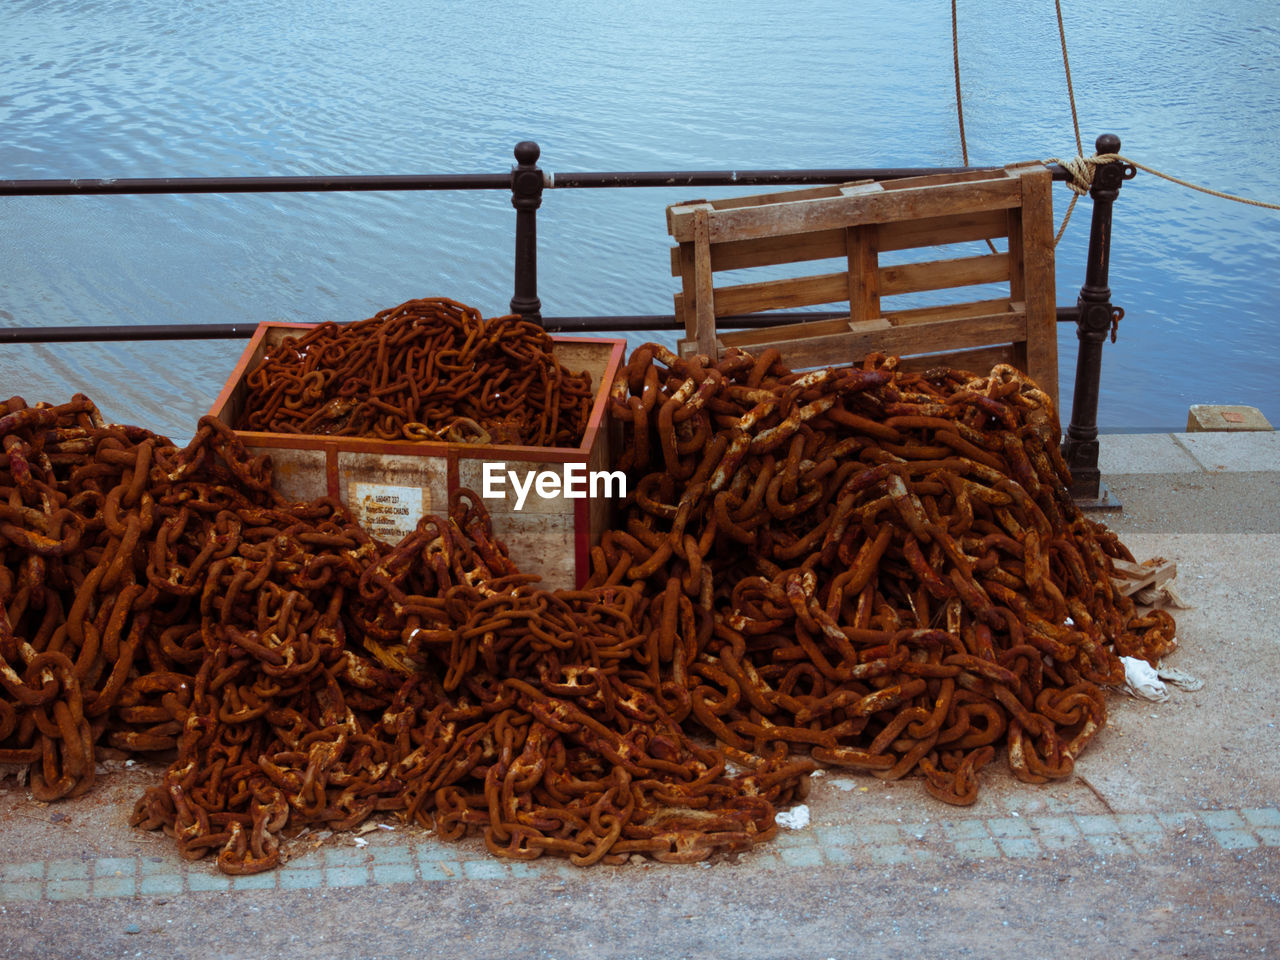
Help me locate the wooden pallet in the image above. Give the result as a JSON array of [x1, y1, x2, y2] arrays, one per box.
[[667, 163, 1059, 404]]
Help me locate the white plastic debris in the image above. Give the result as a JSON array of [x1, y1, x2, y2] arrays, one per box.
[[1121, 656, 1169, 702], [353, 836, 369, 848], [1157, 663, 1204, 691], [775, 804, 810, 830]]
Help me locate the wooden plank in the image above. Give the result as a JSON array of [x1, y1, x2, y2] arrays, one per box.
[[673, 252, 1012, 322], [878, 209, 1010, 253], [668, 209, 1011, 277], [722, 317, 891, 349], [692, 208, 718, 355], [879, 251, 1009, 297], [882, 297, 1016, 326], [847, 225, 880, 324], [1011, 164, 1058, 404], [669, 176, 1022, 243], [878, 168, 1008, 191], [1110, 558, 1177, 598], [675, 242, 698, 336], [741, 310, 1027, 371], [668, 180, 877, 215]]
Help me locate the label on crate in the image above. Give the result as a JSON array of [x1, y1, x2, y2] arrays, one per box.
[[351, 482, 427, 542]]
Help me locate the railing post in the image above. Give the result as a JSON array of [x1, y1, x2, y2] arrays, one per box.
[[510, 141, 544, 323], [1062, 132, 1131, 507]]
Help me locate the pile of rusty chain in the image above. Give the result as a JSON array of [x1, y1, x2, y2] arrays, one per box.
[[347, 491, 810, 865], [2, 341, 1177, 872], [1, 396, 805, 872], [236, 297, 594, 447], [602, 345, 1176, 804], [0, 394, 183, 801]]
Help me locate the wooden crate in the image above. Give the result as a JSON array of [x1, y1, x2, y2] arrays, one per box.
[[209, 323, 627, 590], [667, 163, 1059, 404]]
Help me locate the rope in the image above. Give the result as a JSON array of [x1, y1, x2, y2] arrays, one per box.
[[1047, 153, 1280, 212], [1055, 0, 1083, 160], [951, 0, 970, 167]]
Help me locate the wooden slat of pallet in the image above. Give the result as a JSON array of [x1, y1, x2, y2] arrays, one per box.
[[673, 251, 1012, 320], [877, 167, 1007, 191], [667, 208, 1012, 277], [720, 317, 892, 350], [847, 225, 879, 324], [882, 297, 1017, 326], [669, 175, 1022, 243], [693, 208, 717, 355], [1012, 165, 1058, 404], [733, 310, 1026, 371]]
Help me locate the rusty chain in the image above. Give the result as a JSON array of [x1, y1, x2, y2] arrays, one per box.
[[236, 297, 594, 447], [1, 339, 1175, 872]]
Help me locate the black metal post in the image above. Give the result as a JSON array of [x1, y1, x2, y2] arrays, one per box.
[[510, 141, 544, 323], [1062, 133, 1133, 508]]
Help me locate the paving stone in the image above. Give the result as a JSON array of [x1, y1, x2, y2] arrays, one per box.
[[987, 817, 1033, 839], [139, 873, 186, 896], [277, 869, 324, 891], [417, 860, 460, 882], [942, 820, 990, 841], [46, 858, 90, 881], [324, 847, 375, 868], [951, 838, 1000, 859], [372, 862, 418, 885], [1115, 813, 1163, 838], [231, 872, 278, 891], [995, 837, 1041, 859], [368, 844, 415, 865], [1240, 807, 1280, 829], [186, 871, 232, 893], [327, 866, 371, 887], [1074, 815, 1121, 837], [1210, 830, 1259, 851], [1200, 810, 1248, 831], [0, 861, 44, 882], [778, 845, 825, 868], [0, 881, 42, 901], [94, 857, 137, 877], [92, 875, 138, 898], [46, 879, 91, 901], [461, 860, 510, 880], [1253, 827, 1280, 847]]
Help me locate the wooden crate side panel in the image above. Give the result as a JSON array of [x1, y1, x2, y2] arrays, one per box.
[[498, 515, 578, 590], [245, 445, 330, 504], [335, 450, 449, 540]]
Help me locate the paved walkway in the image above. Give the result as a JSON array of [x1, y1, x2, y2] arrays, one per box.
[[2, 432, 1278, 959]]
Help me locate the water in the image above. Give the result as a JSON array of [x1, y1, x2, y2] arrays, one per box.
[[2, 0, 1278, 441]]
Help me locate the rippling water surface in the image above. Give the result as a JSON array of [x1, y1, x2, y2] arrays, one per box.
[[2, 0, 1277, 440]]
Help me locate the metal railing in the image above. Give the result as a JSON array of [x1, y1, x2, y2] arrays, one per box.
[[0, 137, 1128, 502]]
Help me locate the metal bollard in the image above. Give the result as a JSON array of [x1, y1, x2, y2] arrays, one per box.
[[1061, 133, 1135, 507], [510, 141, 544, 324]]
